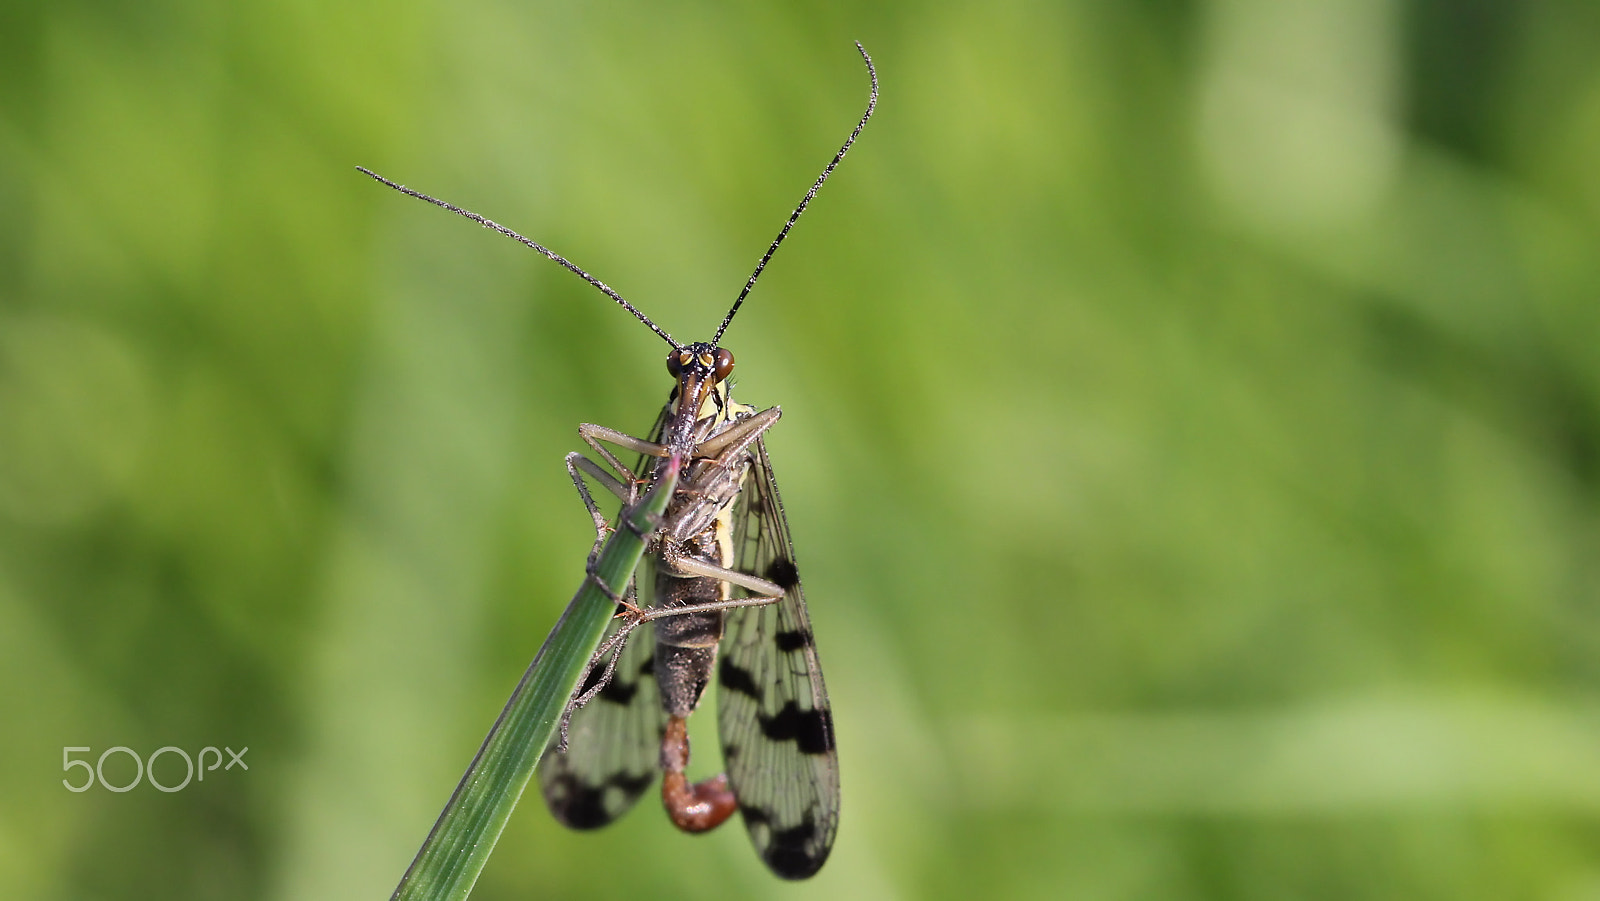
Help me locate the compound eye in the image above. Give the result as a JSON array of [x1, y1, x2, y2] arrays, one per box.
[[667, 349, 686, 377], [712, 348, 734, 382]]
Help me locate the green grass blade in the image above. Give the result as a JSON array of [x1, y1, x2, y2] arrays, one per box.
[[390, 456, 681, 901]]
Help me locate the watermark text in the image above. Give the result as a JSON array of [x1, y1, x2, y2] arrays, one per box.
[[63, 745, 248, 792]]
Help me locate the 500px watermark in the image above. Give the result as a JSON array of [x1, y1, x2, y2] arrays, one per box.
[[62, 746, 248, 793]]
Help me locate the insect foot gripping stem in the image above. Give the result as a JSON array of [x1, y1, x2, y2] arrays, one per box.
[[660, 715, 737, 833]]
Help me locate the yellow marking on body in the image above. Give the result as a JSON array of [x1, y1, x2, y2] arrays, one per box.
[[698, 381, 737, 420], [708, 391, 753, 601], [713, 493, 739, 601]]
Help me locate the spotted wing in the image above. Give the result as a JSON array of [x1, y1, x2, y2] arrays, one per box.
[[718, 435, 839, 879], [536, 615, 663, 828]]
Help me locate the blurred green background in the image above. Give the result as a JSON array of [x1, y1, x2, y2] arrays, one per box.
[[5, 0, 1600, 898]]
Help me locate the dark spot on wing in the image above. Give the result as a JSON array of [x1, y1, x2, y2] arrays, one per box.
[[774, 629, 811, 652], [546, 771, 654, 830], [598, 675, 639, 704], [758, 702, 834, 755], [550, 777, 610, 829], [718, 657, 762, 699], [765, 813, 827, 880], [610, 771, 654, 797], [766, 557, 800, 590]]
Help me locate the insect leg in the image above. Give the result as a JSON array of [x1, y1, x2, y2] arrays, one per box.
[[568, 442, 677, 573], [578, 422, 669, 483], [565, 452, 631, 568], [572, 443, 677, 601], [630, 592, 782, 622], [665, 554, 786, 599], [556, 517, 643, 743], [556, 582, 647, 753], [571, 421, 674, 562], [694, 407, 780, 460], [567, 452, 634, 511], [558, 566, 776, 755]]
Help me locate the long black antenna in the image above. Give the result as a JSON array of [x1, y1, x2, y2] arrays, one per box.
[[356, 166, 682, 351], [711, 42, 878, 346]]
